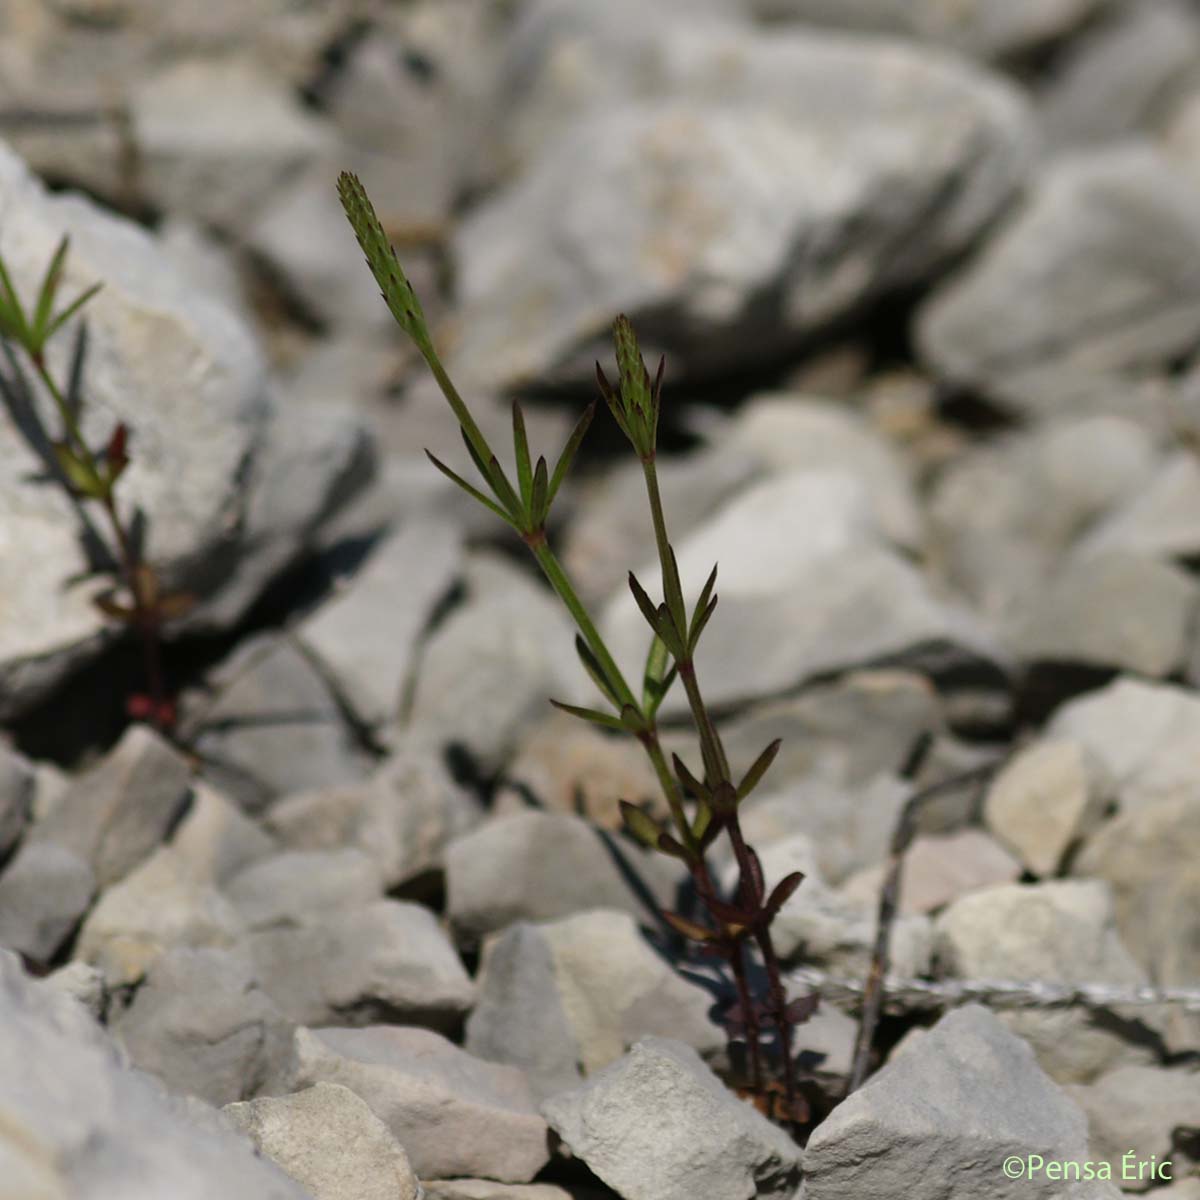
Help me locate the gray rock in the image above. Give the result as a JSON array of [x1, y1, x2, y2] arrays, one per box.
[[1009, 550, 1198, 676], [542, 1036, 801, 1200], [30, 725, 192, 889], [984, 740, 1110, 877], [1078, 451, 1200, 563], [456, 23, 1030, 390], [803, 1005, 1096, 1200], [224, 1082, 421, 1200], [127, 54, 328, 233], [728, 833, 932, 978], [840, 828, 1022, 916], [180, 633, 372, 813], [601, 470, 998, 714], [498, 711, 667, 831], [298, 516, 463, 729], [747, 0, 1107, 60], [223, 849, 384, 931], [405, 553, 578, 774], [723, 394, 923, 548], [933, 881, 1163, 1082], [39, 960, 109, 1023], [734, 773, 912, 885], [681, 670, 944, 794], [928, 416, 1159, 623], [1066, 1065, 1200, 1190], [0, 948, 312, 1200], [917, 145, 1200, 419], [75, 845, 247, 987], [276, 1024, 550, 1183], [169, 780, 279, 888], [561, 444, 761, 609], [1039, 0, 1200, 150], [1073, 793, 1200, 1051], [466, 909, 724, 1101], [0, 840, 96, 963], [245, 899, 473, 1029], [112, 946, 291, 1106], [0, 744, 33, 859], [1046, 678, 1200, 813], [0, 142, 357, 717], [445, 811, 680, 942], [264, 740, 484, 890], [422, 1184, 581, 1200]]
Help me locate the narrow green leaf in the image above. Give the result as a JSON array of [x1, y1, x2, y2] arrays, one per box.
[[688, 594, 719, 652], [642, 632, 669, 712], [51, 441, 102, 497], [737, 738, 782, 801], [671, 753, 709, 803], [425, 450, 521, 530], [691, 800, 713, 842], [511, 400, 532, 509], [547, 399, 594, 507], [690, 563, 718, 644], [627, 571, 664, 637], [549, 698, 627, 733], [487, 453, 525, 522], [618, 703, 645, 735], [32, 235, 70, 340], [574, 634, 622, 709], [530, 455, 549, 527], [0, 253, 30, 344], [661, 543, 687, 640], [619, 800, 665, 849], [45, 281, 103, 342]]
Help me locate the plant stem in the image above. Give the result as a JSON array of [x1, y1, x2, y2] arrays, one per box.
[[30, 351, 170, 728]]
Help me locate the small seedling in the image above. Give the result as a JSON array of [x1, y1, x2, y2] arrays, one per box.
[[0, 236, 192, 730], [339, 172, 817, 1123]]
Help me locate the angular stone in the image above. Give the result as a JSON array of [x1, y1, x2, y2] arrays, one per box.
[[405, 553, 578, 774], [245, 899, 473, 1029], [445, 811, 680, 942], [112, 946, 291, 1106], [1046, 678, 1200, 813], [1040, 0, 1200, 149], [38, 959, 108, 1022], [466, 909, 723, 1101], [30, 725, 192, 889], [840, 828, 1022, 915], [748, 0, 1107, 59], [76, 845, 246, 987], [169, 780, 279, 888], [264, 740, 483, 890], [276, 1025, 550, 1183], [918, 146, 1200, 418], [933, 881, 1163, 1082], [1009, 550, 1197, 676], [724, 395, 923, 548], [223, 849, 384, 931], [459, 22, 1030, 390], [601, 471, 997, 713], [804, 1005, 1095, 1200], [0, 743, 33, 858], [179, 633, 372, 813], [984, 740, 1109, 877], [542, 1036, 801, 1200], [498, 711, 667, 830], [1066, 1064, 1200, 1188], [422, 1184, 580, 1200], [224, 1082, 420, 1200], [0, 949, 312, 1200], [0, 841, 95, 963], [298, 515, 463, 728]]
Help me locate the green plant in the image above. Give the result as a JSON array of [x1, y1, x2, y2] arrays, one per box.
[[0, 237, 191, 730], [338, 172, 816, 1124]]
